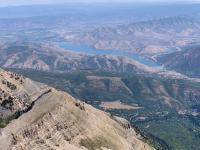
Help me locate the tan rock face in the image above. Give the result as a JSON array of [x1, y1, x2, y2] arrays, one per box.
[[0, 70, 50, 119], [0, 69, 154, 150]]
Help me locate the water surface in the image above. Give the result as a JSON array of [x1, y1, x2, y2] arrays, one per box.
[[59, 42, 160, 67]]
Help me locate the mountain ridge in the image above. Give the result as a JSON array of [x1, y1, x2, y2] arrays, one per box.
[[0, 69, 154, 150], [0, 42, 158, 73], [65, 17, 200, 55], [157, 45, 200, 77]]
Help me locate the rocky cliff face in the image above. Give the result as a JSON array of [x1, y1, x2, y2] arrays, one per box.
[[0, 69, 49, 123], [0, 69, 154, 150]]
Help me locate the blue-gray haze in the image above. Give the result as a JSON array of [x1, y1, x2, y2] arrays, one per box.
[[0, 0, 200, 7]]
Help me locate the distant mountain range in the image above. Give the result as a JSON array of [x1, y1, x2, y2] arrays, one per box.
[[1, 3, 200, 21], [1, 4, 200, 49], [66, 17, 200, 55]]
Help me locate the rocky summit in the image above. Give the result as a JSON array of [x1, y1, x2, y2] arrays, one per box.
[[0, 69, 153, 150]]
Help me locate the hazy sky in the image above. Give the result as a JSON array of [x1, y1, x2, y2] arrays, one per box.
[[0, 0, 200, 7]]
